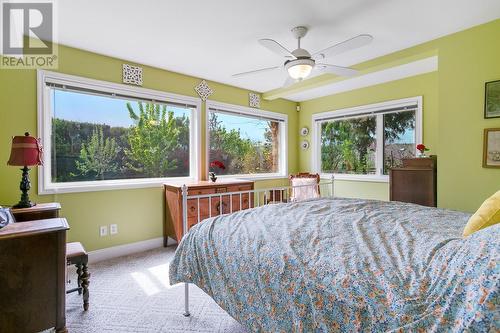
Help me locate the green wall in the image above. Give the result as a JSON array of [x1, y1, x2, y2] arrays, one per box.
[[436, 20, 500, 211], [298, 19, 500, 211], [0, 45, 298, 251]]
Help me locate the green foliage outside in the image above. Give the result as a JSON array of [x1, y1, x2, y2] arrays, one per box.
[[52, 102, 190, 182], [53, 102, 280, 183], [54, 102, 414, 182], [382, 112, 416, 173], [125, 102, 183, 177], [321, 112, 415, 174], [75, 127, 119, 180], [321, 116, 376, 174], [208, 112, 279, 175]]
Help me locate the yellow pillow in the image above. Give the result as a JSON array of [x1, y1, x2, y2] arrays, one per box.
[[463, 190, 500, 237]]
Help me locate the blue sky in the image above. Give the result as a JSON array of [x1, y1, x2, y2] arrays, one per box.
[[212, 112, 270, 142], [52, 89, 268, 141], [387, 127, 415, 144], [53, 90, 136, 127]]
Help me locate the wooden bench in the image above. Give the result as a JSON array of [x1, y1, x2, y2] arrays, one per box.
[[66, 242, 90, 311]]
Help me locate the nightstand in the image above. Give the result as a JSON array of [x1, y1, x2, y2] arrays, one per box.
[[11, 202, 61, 222]]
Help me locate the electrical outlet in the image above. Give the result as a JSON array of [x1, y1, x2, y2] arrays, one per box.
[[99, 225, 108, 237], [110, 224, 118, 235]]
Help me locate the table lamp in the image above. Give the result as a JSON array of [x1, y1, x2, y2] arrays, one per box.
[[7, 132, 43, 208]]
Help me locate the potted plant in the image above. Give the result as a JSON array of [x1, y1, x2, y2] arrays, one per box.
[[209, 160, 225, 182], [416, 144, 430, 158]]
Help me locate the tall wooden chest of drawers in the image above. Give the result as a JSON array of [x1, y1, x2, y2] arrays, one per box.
[[389, 156, 437, 207], [164, 179, 254, 245]]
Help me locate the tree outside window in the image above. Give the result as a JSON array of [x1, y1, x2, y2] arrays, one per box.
[[208, 111, 281, 175], [320, 110, 416, 175], [51, 89, 191, 183]]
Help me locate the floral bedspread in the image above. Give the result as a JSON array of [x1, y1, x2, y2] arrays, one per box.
[[169, 198, 499, 332]]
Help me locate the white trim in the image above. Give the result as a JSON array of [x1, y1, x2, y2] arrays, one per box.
[[311, 96, 423, 181], [414, 97, 423, 146], [311, 96, 421, 121], [311, 118, 320, 174], [37, 70, 202, 194], [38, 70, 201, 106], [375, 114, 384, 175], [288, 56, 438, 102], [205, 100, 288, 179], [88, 237, 170, 264], [222, 174, 288, 181], [206, 100, 287, 121], [39, 177, 194, 194]]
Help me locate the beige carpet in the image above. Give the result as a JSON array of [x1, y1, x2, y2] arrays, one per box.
[[66, 247, 246, 333]]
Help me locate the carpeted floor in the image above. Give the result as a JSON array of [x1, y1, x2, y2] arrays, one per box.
[[66, 247, 246, 333]]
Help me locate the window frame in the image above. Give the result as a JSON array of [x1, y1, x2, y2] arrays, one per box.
[[311, 96, 422, 182], [37, 69, 202, 194], [205, 100, 288, 180]]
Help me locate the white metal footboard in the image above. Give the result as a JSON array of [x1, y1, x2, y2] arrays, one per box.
[[180, 176, 335, 317]]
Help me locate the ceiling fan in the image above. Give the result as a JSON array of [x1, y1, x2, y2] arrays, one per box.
[[232, 26, 373, 86]]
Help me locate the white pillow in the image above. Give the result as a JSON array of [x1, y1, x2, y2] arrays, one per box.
[[290, 177, 320, 202]]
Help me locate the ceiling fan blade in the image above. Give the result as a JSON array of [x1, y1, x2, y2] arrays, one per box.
[[283, 77, 296, 87], [315, 64, 358, 77], [259, 39, 295, 59], [232, 66, 281, 78], [312, 34, 373, 60]]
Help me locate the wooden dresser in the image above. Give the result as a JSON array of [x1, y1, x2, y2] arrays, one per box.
[[164, 179, 254, 244], [0, 218, 69, 333], [389, 156, 437, 207]]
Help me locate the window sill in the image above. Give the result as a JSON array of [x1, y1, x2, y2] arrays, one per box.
[[39, 177, 196, 195], [320, 173, 389, 183], [218, 174, 288, 182]]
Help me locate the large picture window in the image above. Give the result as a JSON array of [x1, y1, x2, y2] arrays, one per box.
[[38, 70, 201, 193], [312, 97, 422, 181], [320, 115, 377, 175], [206, 101, 287, 178]]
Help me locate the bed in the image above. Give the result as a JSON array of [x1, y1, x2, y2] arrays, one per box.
[[169, 197, 499, 332]]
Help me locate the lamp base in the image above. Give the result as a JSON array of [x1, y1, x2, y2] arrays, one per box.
[[14, 166, 36, 209], [13, 201, 36, 209]]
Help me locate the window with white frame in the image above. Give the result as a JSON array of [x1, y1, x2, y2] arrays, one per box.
[[206, 101, 288, 178], [312, 97, 422, 181], [37, 70, 201, 193]]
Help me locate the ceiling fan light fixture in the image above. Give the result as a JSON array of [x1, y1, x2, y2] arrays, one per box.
[[285, 58, 315, 80], [232, 27, 372, 85]]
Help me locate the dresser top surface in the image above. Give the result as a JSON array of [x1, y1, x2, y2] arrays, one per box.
[[11, 202, 61, 214], [0, 218, 69, 240], [164, 178, 254, 190]]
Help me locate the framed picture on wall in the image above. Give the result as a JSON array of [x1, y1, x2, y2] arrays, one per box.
[[484, 80, 500, 119], [483, 128, 500, 168]]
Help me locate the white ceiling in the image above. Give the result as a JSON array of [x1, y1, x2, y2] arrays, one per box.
[[57, 0, 500, 99]]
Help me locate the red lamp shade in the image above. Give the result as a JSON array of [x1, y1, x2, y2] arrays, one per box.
[[7, 132, 43, 166]]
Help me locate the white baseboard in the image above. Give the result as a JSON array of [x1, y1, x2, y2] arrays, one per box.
[[88, 237, 177, 264]]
